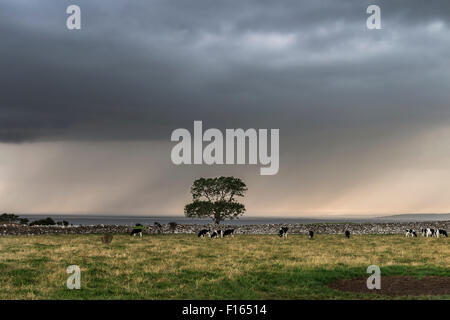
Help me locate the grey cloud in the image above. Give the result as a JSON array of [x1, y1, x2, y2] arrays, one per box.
[[1, 0, 449, 143], [1, 1, 450, 215]]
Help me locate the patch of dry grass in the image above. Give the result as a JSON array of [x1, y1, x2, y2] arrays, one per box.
[[0, 234, 449, 299]]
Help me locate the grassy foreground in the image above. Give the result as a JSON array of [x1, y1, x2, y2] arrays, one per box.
[[0, 234, 449, 300]]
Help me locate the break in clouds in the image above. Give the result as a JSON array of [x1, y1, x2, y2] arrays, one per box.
[[1, 0, 450, 216]]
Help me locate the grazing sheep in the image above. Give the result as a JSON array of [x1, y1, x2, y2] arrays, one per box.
[[345, 230, 351, 239]]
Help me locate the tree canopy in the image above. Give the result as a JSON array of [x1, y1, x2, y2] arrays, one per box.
[[184, 176, 247, 224], [0, 213, 28, 225]]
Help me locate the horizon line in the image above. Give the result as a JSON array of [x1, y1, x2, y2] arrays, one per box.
[[14, 212, 450, 219]]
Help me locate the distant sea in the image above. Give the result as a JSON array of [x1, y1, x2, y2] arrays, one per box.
[[19, 214, 450, 226]]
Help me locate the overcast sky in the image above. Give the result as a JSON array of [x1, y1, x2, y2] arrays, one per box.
[[1, 0, 450, 216]]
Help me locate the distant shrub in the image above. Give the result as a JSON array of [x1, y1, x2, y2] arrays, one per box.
[[101, 233, 114, 244], [29, 217, 56, 226], [168, 222, 178, 233], [19, 218, 29, 225], [0, 214, 30, 225], [154, 222, 163, 234], [0, 213, 21, 223]]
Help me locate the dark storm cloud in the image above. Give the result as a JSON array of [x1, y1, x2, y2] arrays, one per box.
[[0, 0, 449, 143], [2, 0, 450, 215]]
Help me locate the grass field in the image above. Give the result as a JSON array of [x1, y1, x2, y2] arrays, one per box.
[[0, 234, 449, 300]]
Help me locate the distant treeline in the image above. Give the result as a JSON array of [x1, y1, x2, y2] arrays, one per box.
[[0, 213, 69, 226]]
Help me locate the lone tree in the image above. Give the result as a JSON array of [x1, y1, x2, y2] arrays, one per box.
[[184, 176, 247, 225]]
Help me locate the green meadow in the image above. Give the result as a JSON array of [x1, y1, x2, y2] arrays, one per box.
[[0, 234, 449, 299]]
